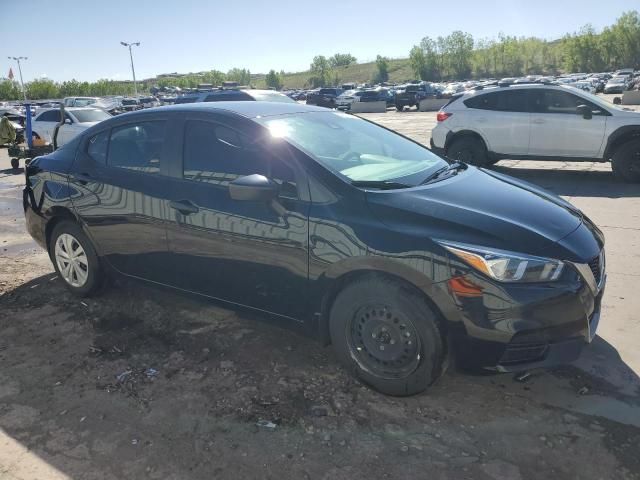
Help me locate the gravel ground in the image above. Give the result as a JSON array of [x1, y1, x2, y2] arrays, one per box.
[[1, 103, 639, 479]]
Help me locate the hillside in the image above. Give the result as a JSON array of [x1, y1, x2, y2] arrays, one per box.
[[252, 58, 415, 89]]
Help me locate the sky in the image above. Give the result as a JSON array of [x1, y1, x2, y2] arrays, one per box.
[[2, 0, 638, 83]]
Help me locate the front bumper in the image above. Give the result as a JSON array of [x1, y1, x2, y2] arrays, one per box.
[[450, 260, 605, 372]]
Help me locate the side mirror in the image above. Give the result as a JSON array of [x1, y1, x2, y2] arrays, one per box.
[[64, 118, 73, 125], [576, 105, 592, 120], [229, 174, 278, 202]]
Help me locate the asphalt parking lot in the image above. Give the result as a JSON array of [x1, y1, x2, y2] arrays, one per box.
[[1, 110, 640, 479]]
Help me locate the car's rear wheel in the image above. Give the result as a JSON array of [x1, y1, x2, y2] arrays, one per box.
[[396, 105, 404, 111], [447, 136, 490, 167], [612, 139, 640, 183], [50, 221, 103, 296], [329, 276, 445, 396]]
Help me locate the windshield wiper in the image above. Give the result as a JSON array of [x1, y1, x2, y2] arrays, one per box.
[[351, 180, 411, 190], [421, 161, 467, 185]]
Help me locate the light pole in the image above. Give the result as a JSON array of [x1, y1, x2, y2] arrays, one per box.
[[8, 56, 27, 101], [120, 42, 140, 97]]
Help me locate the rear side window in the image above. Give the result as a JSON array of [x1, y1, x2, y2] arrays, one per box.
[[464, 90, 528, 112], [107, 121, 166, 174], [87, 130, 109, 165]]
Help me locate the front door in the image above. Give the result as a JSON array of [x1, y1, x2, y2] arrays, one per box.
[[165, 115, 310, 319], [70, 116, 180, 282], [527, 89, 608, 158]]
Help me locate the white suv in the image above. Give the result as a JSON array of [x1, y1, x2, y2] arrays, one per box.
[[430, 84, 640, 182]]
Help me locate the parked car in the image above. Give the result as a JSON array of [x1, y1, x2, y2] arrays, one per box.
[[603, 76, 629, 94], [139, 96, 161, 109], [431, 83, 640, 182], [395, 83, 437, 111], [335, 90, 363, 110], [306, 88, 344, 108], [573, 80, 596, 94], [63, 97, 101, 107], [31, 107, 111, 146], [24, 101, 605, 396], [359, 89, 392, 105], [175, 89, 295, 104], [120, 98, 143, 112]]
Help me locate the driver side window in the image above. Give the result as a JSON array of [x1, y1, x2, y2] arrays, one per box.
[[183, 120, 298, 197]]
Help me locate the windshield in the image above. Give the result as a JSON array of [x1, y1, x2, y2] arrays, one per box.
[[74, 98, 97, 107], [72, 109, 111, 123], [257, 111, 447, 185]]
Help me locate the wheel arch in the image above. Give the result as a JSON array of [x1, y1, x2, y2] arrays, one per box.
[[603, 126, 640, 159], [316, 261, 453, 351], [444, 129, 489, 155], [44, 207, 80, 256]]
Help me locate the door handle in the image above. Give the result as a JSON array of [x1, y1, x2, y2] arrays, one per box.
[[169, 200, 199, 215], [532, 118, 546, 124], [72, 173, 92, 185]]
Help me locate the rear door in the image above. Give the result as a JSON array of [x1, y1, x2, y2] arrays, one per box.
[[70, 114, 180, 282], [164, 113, 310, 319], [527, 88, 608, 158], [462, 89, 530, 155]]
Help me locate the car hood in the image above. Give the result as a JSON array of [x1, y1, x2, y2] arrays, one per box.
[[365, 166, 586, 260]]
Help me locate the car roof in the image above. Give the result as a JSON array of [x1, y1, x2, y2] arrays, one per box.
[[115, 101, 329, 119]]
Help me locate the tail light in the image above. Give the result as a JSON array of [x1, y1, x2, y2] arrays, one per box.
[[436, 111, 452, 122]]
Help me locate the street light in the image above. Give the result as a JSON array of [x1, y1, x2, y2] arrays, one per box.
[[120, 42, 140, 97], [8, 56, 27, 101]]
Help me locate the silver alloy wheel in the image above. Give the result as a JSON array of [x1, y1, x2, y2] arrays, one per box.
[[54, 233, 89, 288]]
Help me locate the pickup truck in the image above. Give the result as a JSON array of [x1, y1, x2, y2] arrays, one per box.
[[395, 83, 437, 111]]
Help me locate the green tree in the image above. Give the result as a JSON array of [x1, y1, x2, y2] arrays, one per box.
[[309, 55, 332, 87], [25, 79, 59, 99], [265, 69, 283, 90], [329, 53, 357, 68], [226, 68, 251, 85], [409, 45, 427, 80], [374, 55, 389, 83]]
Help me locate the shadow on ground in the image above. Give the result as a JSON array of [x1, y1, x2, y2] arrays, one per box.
[[493, 164, 640, 199], [1, 274, 639, 479]]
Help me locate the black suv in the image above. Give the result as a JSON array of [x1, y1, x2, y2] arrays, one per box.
[[395, 83, 438, 111], [24, 102, 605, 396], [306, 88, 344, 108]]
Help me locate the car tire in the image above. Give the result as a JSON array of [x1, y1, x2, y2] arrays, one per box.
[[396, 105, 404, 112], [329, 275, 445, 396], [49, 221, 104, 297], [612, 138, 640, 183], [447, 136, 490, 167], [11, 158, 19, 169]]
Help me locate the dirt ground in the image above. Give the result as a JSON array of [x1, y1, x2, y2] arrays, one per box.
[[1, 109, 640, 479]]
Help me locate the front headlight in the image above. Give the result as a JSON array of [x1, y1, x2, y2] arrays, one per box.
[[440, 242, 564, 283]]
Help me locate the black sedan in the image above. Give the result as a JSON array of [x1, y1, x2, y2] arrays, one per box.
[[23, 102, 605, 396]]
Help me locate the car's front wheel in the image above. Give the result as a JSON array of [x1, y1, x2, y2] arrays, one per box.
[[447, 136, 490, 167], [50, 221, 103, 296], [329, 276, 446, 396], [612, 139, 640, 183]]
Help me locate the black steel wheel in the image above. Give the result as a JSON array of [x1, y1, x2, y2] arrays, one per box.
[[329, 275, 445, 396], [446, 136, 490, 167], [347, 304, 422, 379]]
